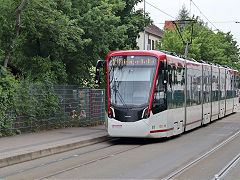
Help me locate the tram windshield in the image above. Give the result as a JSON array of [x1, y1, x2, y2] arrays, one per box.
[[108, 55, 158, 107]]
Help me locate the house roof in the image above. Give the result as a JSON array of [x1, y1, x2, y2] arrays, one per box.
[[164, 21, 175, 30], [145, 25, 164, 38], [164, 20, 191, 30]]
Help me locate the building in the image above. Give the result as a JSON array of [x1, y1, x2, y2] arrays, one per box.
[[137, 25, 164, 50]]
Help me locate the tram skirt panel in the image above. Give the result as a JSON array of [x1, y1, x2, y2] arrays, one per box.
[[185, 105, 202, 131]]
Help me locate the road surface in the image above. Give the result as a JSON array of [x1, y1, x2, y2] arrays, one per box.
[[1, 111, 239, 179]]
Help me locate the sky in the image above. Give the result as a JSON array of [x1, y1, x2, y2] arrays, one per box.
[[135, 0, 240, 46]]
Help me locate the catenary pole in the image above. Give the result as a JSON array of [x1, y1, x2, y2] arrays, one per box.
[[143, 0, 146, 50]]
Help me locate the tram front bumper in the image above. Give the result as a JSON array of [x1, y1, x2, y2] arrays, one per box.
[[108, 118, 151, 138]]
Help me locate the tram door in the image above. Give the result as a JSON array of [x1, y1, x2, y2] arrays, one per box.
[[185, 66, 202, 131]]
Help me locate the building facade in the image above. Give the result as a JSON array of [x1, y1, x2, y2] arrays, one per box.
[[137, 25, 164, 50]]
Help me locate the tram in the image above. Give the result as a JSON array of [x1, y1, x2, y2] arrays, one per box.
[[95, 50, 239, 138]]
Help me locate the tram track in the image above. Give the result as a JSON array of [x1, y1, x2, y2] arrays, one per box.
[[0, 138, 148, 180], [163, 129, 240, 180], [36, 128, 240, 180], [37, 143, 143, 180], [214, 153, 240, 180], [0, 138, 117, 179]]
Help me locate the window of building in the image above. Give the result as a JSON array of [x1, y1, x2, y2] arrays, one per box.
[[148, 39, 151, 50]]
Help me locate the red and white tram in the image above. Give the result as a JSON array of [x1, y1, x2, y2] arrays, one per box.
[[95, 50, 239, 138]]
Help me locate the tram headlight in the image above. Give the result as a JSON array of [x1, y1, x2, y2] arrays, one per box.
[[108, 108, 113, 118], [143, 108, 151, 119]]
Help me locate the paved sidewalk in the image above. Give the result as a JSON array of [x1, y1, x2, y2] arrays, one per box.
[[0, 126, 108, 168]]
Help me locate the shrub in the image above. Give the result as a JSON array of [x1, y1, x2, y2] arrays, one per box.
[[0, 66, 20, 136]]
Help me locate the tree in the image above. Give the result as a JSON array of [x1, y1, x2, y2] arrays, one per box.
[[0, 0, 151, 86], [1, 0, 87, 84], [177, 5, 189, 20], [3, 0, 27, 68], [216, 32, 239, 68], [0, 0, 20, 66], [157, 7, 239, 71], [69, 0, 151, 85], [115, 0, 152, 49]]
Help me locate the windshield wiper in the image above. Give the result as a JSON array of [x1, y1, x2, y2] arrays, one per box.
[[116, 89, 129, 109], [113, 81, 129, 110]]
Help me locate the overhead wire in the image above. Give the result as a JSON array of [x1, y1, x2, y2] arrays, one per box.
[[143, 0, 239, 45], [156, 21, 240, 24], [145, 1, 175, 19], [190, 0, 219, 31], [212, 21, 240, 24], [145, 0, 222, 29]]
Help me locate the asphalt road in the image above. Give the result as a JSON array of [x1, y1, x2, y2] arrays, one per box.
[[175, 131, 240, 179], [1, 111, 240, 180]]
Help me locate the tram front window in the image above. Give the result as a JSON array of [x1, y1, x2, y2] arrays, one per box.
[[109, 56, 157, 107]]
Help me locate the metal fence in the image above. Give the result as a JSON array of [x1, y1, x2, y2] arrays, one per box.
[[2, 85, 106, 134], [55, 86, 106, 127]]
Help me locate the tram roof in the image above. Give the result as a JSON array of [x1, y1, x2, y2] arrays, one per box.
[[107, 50, 201, 64], [106, 50, 239, 74]]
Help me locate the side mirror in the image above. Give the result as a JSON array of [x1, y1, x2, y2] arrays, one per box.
[[162, 60, 168, 84], [162, 70, 167, 84], [96, 60, 103, 69], [95, 69, 101, 84], [95, 60, 106, 84]]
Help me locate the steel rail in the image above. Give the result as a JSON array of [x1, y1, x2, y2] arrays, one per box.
[[37, 144, 143, 180], [213, 153, 240, 180], [163, 129, 240, 180], [0, 138, 117, 179]]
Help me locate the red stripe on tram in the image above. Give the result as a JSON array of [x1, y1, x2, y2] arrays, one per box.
[[185, 119, 202, 126], [150, 128, 174, 133]]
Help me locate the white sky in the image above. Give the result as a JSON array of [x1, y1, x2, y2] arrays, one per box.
[[135, 0, 240, 46]]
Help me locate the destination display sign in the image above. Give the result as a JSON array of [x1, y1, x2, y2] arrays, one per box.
[[110, 56, 157, 66]]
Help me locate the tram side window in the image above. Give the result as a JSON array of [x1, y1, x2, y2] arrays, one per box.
[[235, 74, 239, 98], [236, 75, 239, 97], [233, 74, 237, 98], [175, 66, 185, 108], [152, 62, 166, 114], [233, 74, 236, 98], [212, 72, 219, 102], [233, 74, 238, 98], [167, 65, 185, 109], [226, 73, 232, 99], [237, 75, 239, 89], [231, 74, 235, 98], [186, 69, 192, 106], [231, 74, 234, 98], [167, 65, 174, 109], [220, 71, 225, 100], [197, 70, 202, 105], [237, 75, 239, 98], [203, 70, 211, 103], [187, 68, 201, 106]]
